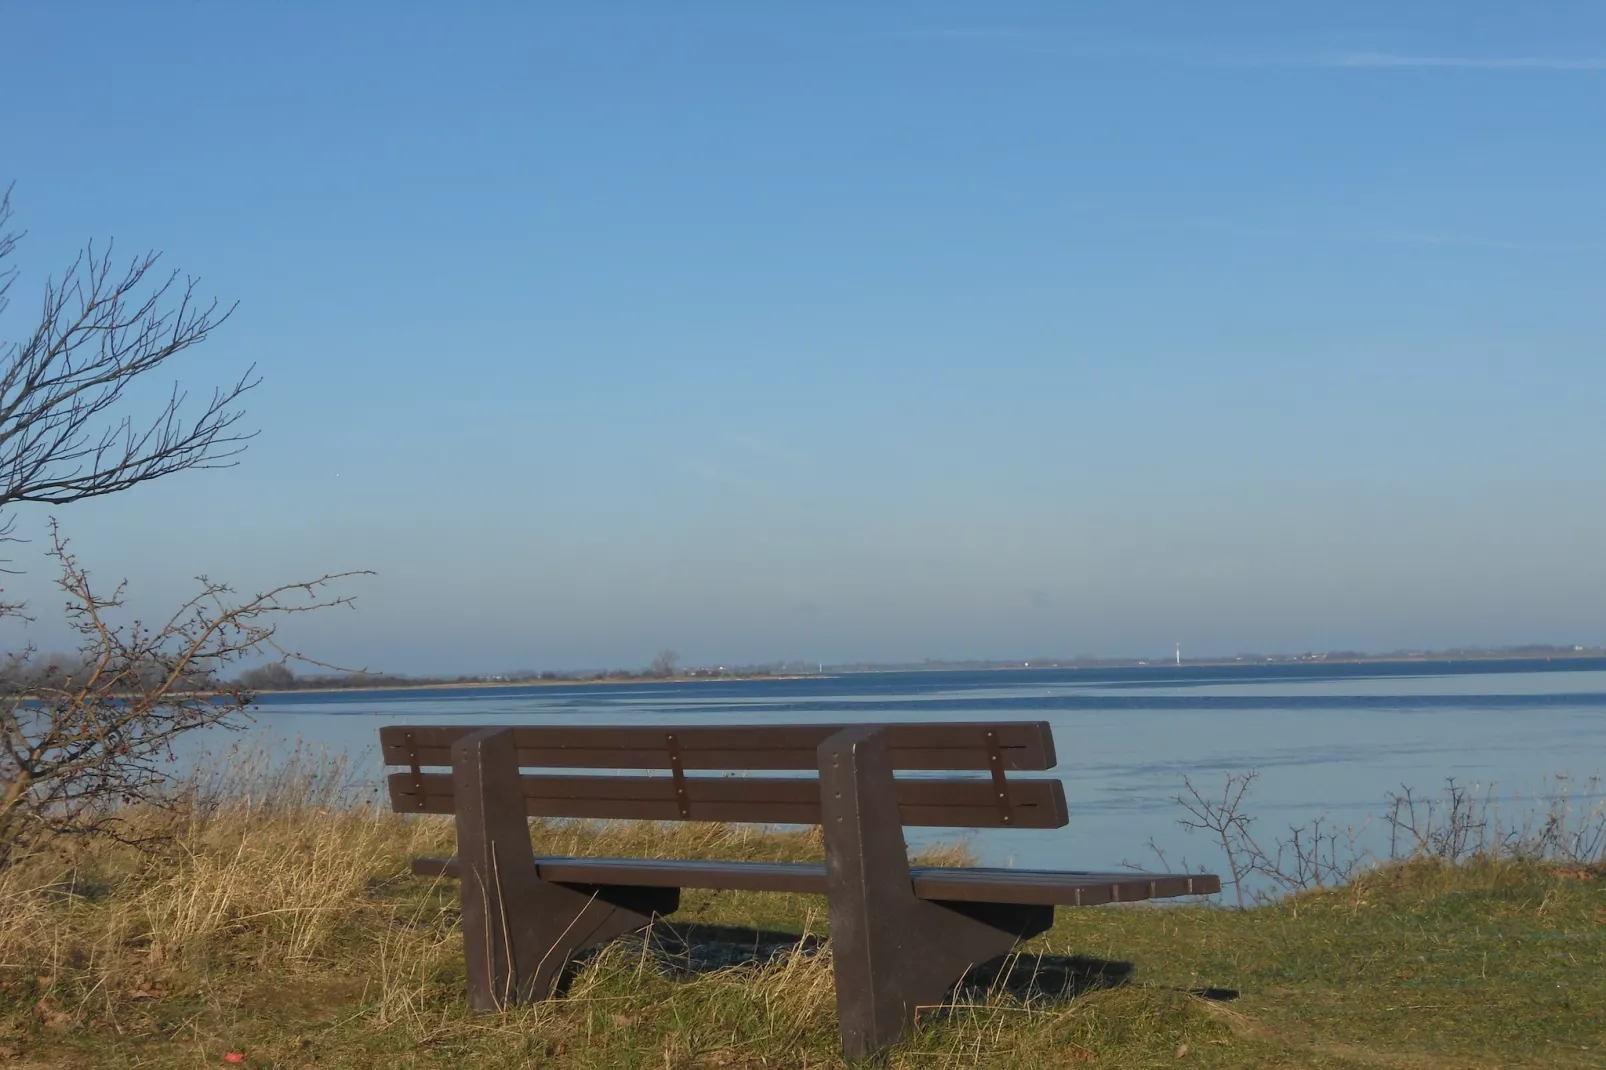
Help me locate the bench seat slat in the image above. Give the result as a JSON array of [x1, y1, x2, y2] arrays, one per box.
[[380, 722, 1056, 772], [388, 771, 1069, 829], [411, 856, 1220, 906]]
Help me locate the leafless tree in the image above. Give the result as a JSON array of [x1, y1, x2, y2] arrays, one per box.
[[0, 188, 365, 866], [0, 526, 365, 866], [0, 186, 254, 545], [649, 650, 678, 678]]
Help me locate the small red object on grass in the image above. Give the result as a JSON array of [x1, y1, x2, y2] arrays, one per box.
[[223, 1054, 244, 1064]]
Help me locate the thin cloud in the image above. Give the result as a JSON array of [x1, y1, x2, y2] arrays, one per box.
[[898, 27, 1035, 43], [1333, 52, 1606, 70], [1183, 217, 1602, 255], [901, 30, 1606, 73], [725, 432, 812, 470]]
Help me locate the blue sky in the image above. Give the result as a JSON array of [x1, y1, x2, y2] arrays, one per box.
[[2, 3, 1603, 672]]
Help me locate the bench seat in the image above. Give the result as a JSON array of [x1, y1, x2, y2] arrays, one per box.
[[413, 855, 1214, 906]]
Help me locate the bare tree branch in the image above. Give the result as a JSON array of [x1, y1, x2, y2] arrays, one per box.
[[0, 187, 254, 541], [1173, 771, 1368, 907]]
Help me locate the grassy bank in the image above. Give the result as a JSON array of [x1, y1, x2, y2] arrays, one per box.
[[2, 779, 1603, 1068]]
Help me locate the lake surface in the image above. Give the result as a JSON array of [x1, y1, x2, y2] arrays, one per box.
[[234, 660, 1606, 878]]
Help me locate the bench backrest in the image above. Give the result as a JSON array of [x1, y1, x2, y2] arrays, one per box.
[[381, 722, 1067, 829]]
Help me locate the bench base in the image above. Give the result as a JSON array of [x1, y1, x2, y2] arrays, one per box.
[[416, 858, 1055, 1052], [411, 854, 1212, 1040]]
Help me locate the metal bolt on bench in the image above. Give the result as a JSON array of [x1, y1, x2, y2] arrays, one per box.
[[381, 721, 1219, 1062]]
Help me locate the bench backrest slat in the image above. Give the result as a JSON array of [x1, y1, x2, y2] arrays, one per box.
[[382, 720, 1065, 831], [388, 771, 1068, 829], [379, 721, 1056, 772]]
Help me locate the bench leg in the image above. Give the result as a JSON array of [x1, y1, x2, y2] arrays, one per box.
[[452, 727, 679, 1009], [819, 726, 1054, 1063]]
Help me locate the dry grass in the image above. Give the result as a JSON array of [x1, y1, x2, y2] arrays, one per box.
[[1, 759, 1602, 1068]]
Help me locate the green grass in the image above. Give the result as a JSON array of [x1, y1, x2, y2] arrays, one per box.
[[2, 797, 1602, 1069]]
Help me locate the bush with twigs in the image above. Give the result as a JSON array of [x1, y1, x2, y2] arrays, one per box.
[[0, 186, 363, 868]]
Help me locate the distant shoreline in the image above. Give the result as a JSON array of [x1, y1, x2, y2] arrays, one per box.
[[245, 652, 1606, 699], [251, 673, 827, 697]]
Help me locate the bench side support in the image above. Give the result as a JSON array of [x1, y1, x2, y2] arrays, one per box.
[[452, 727, 678, 1010], [820, 726, 1053, 1063]]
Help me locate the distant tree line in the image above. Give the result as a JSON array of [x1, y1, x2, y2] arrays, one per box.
[[224, 651, 822, 692], [232, 663, 505, 692], [0, 652, 221, 696]]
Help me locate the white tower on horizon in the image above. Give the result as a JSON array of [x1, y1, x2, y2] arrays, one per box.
[[1175, 642, 1181, 666]]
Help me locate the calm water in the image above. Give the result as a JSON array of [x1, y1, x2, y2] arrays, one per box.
[[231, 660, 1606, 876]]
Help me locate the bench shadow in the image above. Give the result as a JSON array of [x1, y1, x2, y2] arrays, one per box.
[[951, 952, 1134, 1004], [561, 924, 1239, 1006], [572, 923, 1142, 1003], [555, 921, 824, 994], [635, 921, 826, 977], [944, 954, 1238, 1013]]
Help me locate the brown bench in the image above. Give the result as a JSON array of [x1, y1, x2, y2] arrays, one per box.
[[381, 721, 1219, 1061]]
